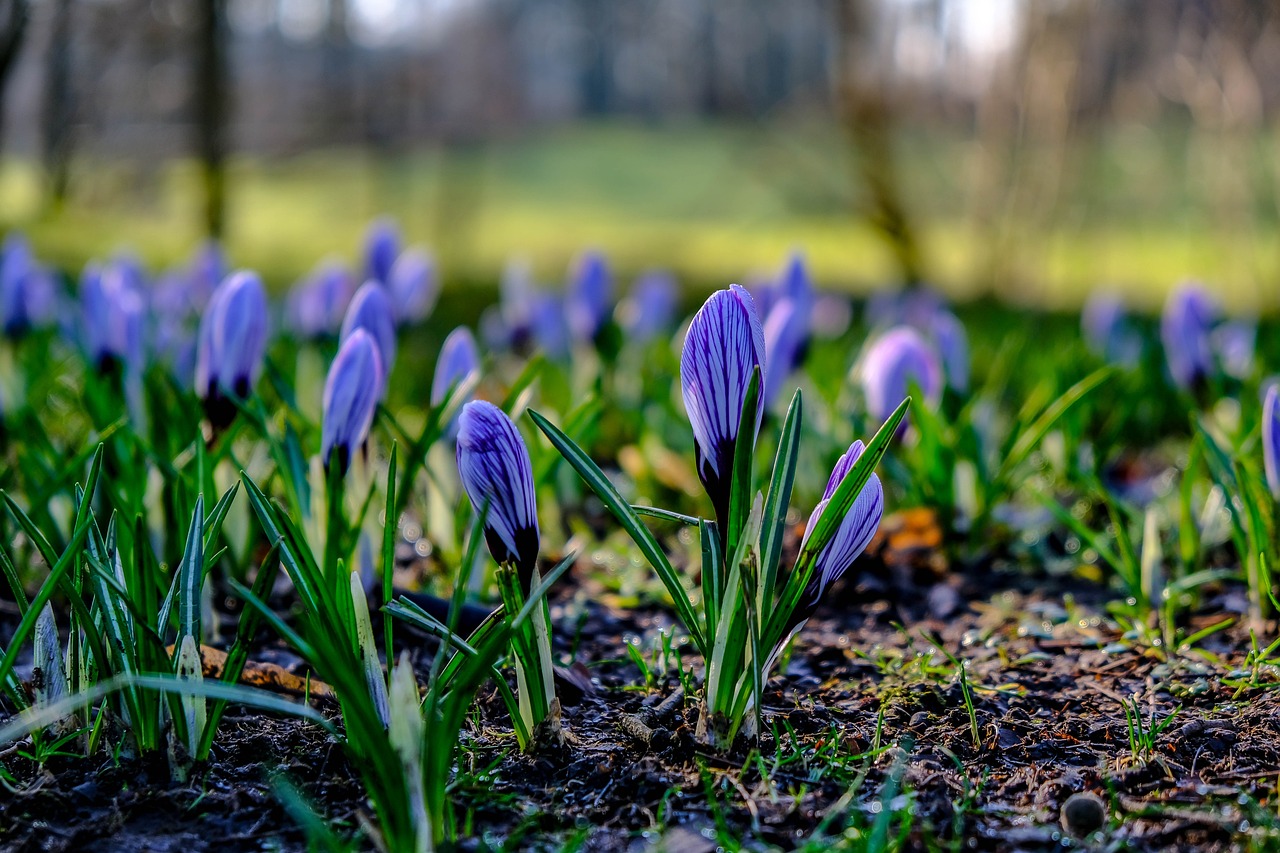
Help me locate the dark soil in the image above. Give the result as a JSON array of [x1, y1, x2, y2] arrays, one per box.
[[2, 540, 1278, 852]]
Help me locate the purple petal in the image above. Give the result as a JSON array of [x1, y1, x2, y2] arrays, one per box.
[[340, 282, 398, 391], [322, 329, 384, 473], [860, 326, 942, 426]]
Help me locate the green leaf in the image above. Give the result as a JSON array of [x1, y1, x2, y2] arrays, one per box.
[[998, 367, 1114, 484], [528, 408, 706, 654], [725, 367, 761, 562], [759, 389, 802, 601], [177, 496, 206, 644]]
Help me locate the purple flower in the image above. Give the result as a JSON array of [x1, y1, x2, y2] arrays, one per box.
[[617, 271, 678, 343], [860, 326, 942, 427], [530, 293, 571, 362], [363, 218, 401, 284], [1161, 284, 1218, 391], [797, 440, 884, 615], [187, 240, 226, 307], [82, 260, 147, 373], [680, 285, 766, 526], [322, 329, 384, 475], [195, 271, 269, 426], [388, 249, 438, 325], [928, 309, 968, 393], [1213, 320, 1255, 380], [340, 282, 397, 391], [767, 440, 884, 669], [456, 400, 540, 590], [1, 237, 57, 337], [1265, 385, 1280, 499], [763, 298, 802, 406], [431, 326, 480, 410], [566, 250, 611, 343], [286, 262, 354, 339]]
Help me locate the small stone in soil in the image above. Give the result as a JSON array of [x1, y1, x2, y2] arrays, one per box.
[[1061, 792, 1107, 838]]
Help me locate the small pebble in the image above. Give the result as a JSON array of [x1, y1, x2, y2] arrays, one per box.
[[1060, 792, 1106, 838], [909, 711, 930, 730]]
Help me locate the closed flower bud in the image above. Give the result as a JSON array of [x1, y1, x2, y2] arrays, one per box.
[[860, 326, 942, 429], [1264, 385, 1280, 499], [680, 285, 766, 528], [431, 326, 480, 410], [774, 441, 884, 658], [340, 282, 397, 393], [1161, 283, 1217, 391], [322, 329, 384, 476], [929, 309, 969, 393], [617, 271, 677, 344], [363, 218, 401, 284], [195, 271, 269, 427], [455, 401, 540, 591], [83, 260, 147, 374], [388, 249, 438, 325], [566, 250, 611, 343], [286, 262, 354, 339]]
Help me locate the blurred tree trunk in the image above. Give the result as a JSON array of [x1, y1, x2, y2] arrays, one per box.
[[834, 0, 924, 287], [0, 0, 31, 150], [42, 0, 73, 206], [195, 0, 228, 238]]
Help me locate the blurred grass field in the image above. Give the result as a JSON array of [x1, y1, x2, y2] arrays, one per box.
[[1, 119, 1276, 310]]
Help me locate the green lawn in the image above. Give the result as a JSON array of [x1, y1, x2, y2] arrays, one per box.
[[2, 119, 1276, 310]]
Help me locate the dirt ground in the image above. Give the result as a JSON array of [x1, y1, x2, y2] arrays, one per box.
[[2, 534, 1277, 852]]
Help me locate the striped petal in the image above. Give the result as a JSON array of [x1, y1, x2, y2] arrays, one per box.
[[679, 285, 766, 520], [322, 329, 384, 475], [455, 401, 540, 590]]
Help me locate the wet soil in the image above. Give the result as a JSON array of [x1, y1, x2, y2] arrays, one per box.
[[2, 550, 1278, 852]]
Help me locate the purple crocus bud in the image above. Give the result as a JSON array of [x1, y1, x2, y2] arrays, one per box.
[[195, 271, 269, 427], [1213, 320, 1255, 380], [1161, 284, 1218, 391], [1264, 384, 1280, 499], [363, 218, 401, 284], [530, 293, 571, 361], [340, 282, 397, 389], [929, 309, 969, 393], [455, 400, 540, 591], [0, 235, 33, 336], [617, 271, 678, 343], [287, 262, 354, 339], [797, 441, 884, 617], [768, 440, 884, 670], [566, 250, 611, 343], [431, 326, 480, 409], [82, 260, 147, 372], [187, 240, 226, 307], [1082, 291, 1124, 357], [387, 248, 438, 325], [762, 298, 802, 407], [322, 329, 384, 476], [680, 285, 766, 527], [500, 257, 536, 339], [860, 326, 942, 427]]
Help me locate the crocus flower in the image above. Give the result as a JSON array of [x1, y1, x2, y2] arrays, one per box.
[[1161, 283, 1217, 391], [388, 248, 438, 326], [1264, 384, 1280, 499], [82, 261, 146, 373], [0, 237, 57, 337], [322, 329, 384, 475], [929, 309, 969, 393], [768, 440, 884, 669], [1082, 291, 1124, 357], [566, 250, 611, 343], [530, 293, 571, 362], [797, 441, 884, 620], [340, 282, 397, 390], [617, 271, 678, 344], [187, 239, 226, 307], [860, 326, 942, 427], [680, 285, 766, 528], [456, 400, 540, 591], [195, 271, 269, 427], [431, 326, 480, 410], [286, 262, 354, 339], [363, 218, 401, 284], [1213, 320, 1255, 380], [762, 298, 802, 406]]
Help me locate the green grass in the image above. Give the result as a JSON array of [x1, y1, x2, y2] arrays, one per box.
[[1, 119, 1278, 308]]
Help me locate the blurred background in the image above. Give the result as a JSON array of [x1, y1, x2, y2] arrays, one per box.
[[0, 0, 1276, 308]]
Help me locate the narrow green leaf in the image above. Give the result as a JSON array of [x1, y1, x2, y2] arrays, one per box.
[[528, 408, 706, 654]]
